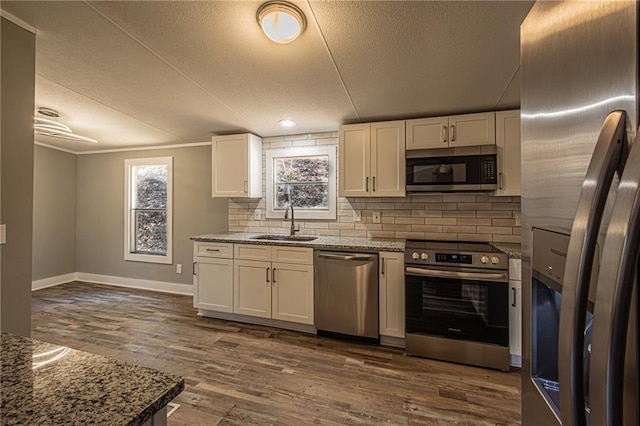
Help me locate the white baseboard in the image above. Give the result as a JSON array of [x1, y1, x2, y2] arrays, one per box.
[[32, 272, 193, 296], [76, 273, 193, 296], [32, 273, 78, 291]]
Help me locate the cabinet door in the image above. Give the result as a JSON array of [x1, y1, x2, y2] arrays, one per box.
[[379, 252, 405, 338], [406, 117, 449, 150], [448, 112, 496, 148], [509, 279, 522, 367], [495, 110, 521, 196], [233, 260, 271, 318], [271, 262, 314, 325], [194, 257, 233, 313], [339, 123, 371, 197], [212, 135, 248, 197], [371, 121, 406, 197]]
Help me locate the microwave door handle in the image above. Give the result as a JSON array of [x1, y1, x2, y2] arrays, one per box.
[[558, 110, 628, 426], [589, 125, 640, 426]]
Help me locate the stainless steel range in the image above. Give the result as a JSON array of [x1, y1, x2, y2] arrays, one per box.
[[404, 240, 510, 371]]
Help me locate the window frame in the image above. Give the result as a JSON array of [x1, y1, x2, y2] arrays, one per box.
[[124, 157, 173, 264], [266, 146, 336, 220]]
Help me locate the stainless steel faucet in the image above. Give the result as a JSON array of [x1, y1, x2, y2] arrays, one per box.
[[284, 205, 299, 236]]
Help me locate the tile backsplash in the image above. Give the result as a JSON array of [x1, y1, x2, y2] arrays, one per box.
[[227, 132, 521, 244]]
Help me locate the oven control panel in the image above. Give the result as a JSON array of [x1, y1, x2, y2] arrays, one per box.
[[405, 249, 508, 270]]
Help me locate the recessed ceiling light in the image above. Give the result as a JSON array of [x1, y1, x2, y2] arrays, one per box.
[[257, 1, 307, 44], [279, 119, 297, 127]]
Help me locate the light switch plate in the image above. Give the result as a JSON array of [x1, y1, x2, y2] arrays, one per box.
[[372, 211, 381, 224], [0, 224, 5, 244]]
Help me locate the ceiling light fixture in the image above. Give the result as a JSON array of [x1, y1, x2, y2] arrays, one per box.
[[279, 119, 297, 127], [34, 108, 97, 144], [257, 1, 307, 44]]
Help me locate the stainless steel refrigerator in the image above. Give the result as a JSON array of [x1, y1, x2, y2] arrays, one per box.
[[521, 1, 638, 425]]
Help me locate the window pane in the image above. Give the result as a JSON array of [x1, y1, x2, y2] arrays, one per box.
[[134, 210, 167, 254], [275, 156, 329, 183], [275, 183, 328, 209], [134, 165, 167, 209]]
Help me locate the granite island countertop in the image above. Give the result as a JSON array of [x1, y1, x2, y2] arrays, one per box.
[[191, 232, 406, 252], [1, 332, 184, 425]]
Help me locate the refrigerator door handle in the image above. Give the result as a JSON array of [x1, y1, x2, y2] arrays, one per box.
[[590, 125, 640, 426], [559, 110, 628, 426]]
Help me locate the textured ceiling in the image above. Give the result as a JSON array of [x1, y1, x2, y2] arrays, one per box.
[[1, 1, 534, 153]]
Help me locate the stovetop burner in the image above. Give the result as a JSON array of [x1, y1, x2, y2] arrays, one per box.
[[404, 239, 507, 270]]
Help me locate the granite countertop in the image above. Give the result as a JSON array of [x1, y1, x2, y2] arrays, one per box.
[[1, 332, 184, 425], [191, 232, 406, 252], [490, 242, 522, 259]]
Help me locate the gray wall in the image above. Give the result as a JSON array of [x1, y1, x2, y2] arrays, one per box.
[[1, 17, 35, 336], [76, 145, 227, 285], [33, 145, 77, 281]]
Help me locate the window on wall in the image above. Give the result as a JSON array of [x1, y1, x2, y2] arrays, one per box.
[[124, 157, 173, 264], [266, 147, 336, 220]]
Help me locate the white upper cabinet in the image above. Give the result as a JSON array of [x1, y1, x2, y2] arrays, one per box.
[[495, 110, 521, 196], [339, 121, 405, 198], [406, 112, 496, 150], [212, 133, 262, 198]]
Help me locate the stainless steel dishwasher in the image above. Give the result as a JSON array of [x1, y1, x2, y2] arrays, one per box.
[[314, 250, 379, 340]]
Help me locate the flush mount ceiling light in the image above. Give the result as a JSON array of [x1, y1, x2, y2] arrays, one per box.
[[279, 119, 297, 127], [257, 1, 307, 44], [34, 107, 97, 144]]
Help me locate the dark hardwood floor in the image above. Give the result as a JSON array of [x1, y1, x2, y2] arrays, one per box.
[[31, 282, 521, 425]]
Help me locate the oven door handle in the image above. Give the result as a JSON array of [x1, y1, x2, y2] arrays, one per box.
[[405, 267, 507, 282]]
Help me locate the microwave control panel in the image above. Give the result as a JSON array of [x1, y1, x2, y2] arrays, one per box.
[[482, 156, 497, 182]]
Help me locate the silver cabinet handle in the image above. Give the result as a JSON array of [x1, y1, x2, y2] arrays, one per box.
[[499, 172, 504, 190], [366, 176, 369, 192], [372, 176, 376, 192], [511, 287, 516, 307], [559, 110, 628, 426], [589, 118, 640, 426], [266, 267, 270, 283], [205, 248, 220, 252], [442, 125, 448, 142], [450, 124, 456, 141], [193, 262, 197, 276], [272, 267, 276, 284], [405, 266, 507, 282], [243, 180, 248, 193], [381, 258, 385, 276]]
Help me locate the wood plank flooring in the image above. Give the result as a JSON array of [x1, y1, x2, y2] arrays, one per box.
[[31, 282, 522, 425]]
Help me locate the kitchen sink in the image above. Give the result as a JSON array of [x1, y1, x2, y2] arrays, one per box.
[[251, 235, 317, 242]]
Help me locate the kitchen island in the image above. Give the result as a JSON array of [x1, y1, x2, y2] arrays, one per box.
[[1, 332, 184, 425]]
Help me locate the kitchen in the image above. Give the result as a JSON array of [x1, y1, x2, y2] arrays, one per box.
[[0, 1, 637, 425]]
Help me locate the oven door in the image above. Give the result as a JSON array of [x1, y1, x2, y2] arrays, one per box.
[[405, 266, 509, 346]]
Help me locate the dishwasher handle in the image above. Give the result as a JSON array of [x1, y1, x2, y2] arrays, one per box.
[[317, 252, 377, 261]]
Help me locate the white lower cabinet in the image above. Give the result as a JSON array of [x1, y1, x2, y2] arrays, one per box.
[[509, 259, 522, 367], [233, 244, 314, 325], [234, 259, 272, 318], [379, 251, 405, 339], [193, 242, 234, 313]]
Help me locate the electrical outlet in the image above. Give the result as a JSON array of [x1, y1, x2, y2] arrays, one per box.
[[0, 224, 5, 245], [372, 211, 381, 224], [176, 264, 182, 274], [353, 210, 361, 222], [515, 211, 521, 227], [255, 209, 261, 220]]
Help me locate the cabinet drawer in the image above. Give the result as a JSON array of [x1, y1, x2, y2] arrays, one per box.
[[234, 244, 272, 261], [193, 242, 233, 258], [271, 246, 313, 265]]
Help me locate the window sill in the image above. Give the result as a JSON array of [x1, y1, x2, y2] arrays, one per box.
[[125, 252, 172, 265]]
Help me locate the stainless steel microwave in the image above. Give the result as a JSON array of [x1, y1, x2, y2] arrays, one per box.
[[406, 145, 498, 192]]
